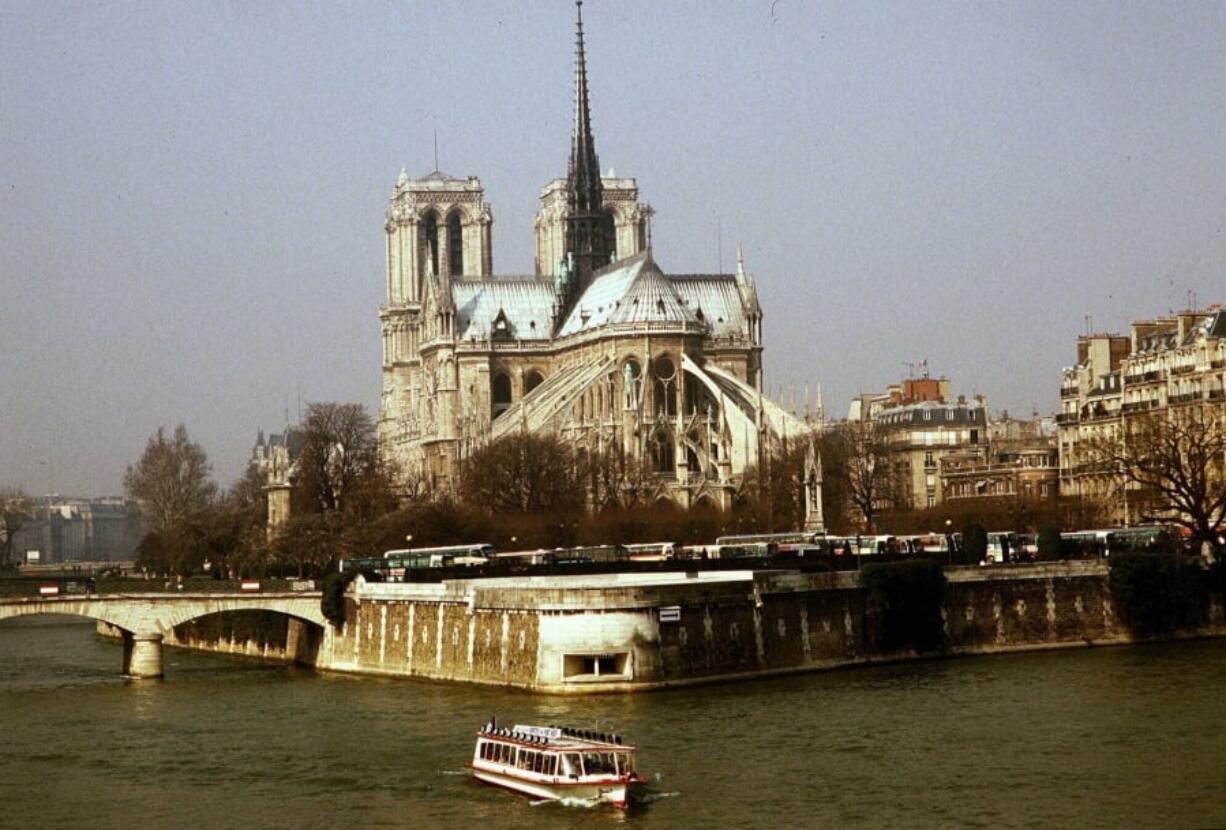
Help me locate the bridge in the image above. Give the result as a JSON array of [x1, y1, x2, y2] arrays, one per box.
[[0, 593, 326, 679]]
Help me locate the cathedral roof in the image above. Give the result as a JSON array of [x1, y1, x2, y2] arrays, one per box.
[[557, 251, 701, 336], [452, 280, 555, 341], [671, 275, 749, 339]]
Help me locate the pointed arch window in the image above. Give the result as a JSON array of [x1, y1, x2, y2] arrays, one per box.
[[447, 212, 464, 275], [491, 372, 512, 419], [423, 213, 440, 276]]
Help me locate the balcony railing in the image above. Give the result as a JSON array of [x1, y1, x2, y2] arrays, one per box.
[[1168, 392, 1203, 405], [1055, 413, 1078, 424], [1121, 400, 1159, 413]]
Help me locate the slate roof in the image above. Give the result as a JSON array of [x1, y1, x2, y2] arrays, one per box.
[[671, 275, 747, 338], [558, 251, 704, 337], [452, 279, 555, 341]]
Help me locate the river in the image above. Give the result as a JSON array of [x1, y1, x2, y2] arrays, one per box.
[[1, 616, 1224, 829]]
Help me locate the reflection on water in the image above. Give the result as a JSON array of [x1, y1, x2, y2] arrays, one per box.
[[2, 616, 1225, 829]]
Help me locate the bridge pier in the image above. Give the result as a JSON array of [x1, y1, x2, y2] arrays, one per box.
[[123, 632, 164, 679]]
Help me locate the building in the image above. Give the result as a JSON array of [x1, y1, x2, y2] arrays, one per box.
[[941, 442, 1059, 502], [251, 428, 304, 532], [848, 372, 988, 512], [376, 5, 819, 519], [1058, 305, 1226, 523], [8, 496, 143, 564]]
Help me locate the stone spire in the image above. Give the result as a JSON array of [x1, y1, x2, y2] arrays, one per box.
[[568, 0, 601, 217], [562, 0, 614, 295]]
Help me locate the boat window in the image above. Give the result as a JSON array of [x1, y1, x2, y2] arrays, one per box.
[[500, 744, 512, 764], [563, 754, 582, 777], [517, 750, 534, 770], [583, 753, 617, 775], [618, 752, 635, 774], [545, 755, 557, 776]]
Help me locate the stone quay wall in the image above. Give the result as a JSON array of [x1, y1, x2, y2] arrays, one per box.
[[145, 562, 1226, 693]]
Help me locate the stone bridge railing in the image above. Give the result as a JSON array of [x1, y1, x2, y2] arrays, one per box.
[[0, 593, 325, 679]]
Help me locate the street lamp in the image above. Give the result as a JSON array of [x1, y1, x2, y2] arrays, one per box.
[[944, 518, 953, 566]]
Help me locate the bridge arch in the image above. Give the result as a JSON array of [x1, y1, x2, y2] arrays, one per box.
[[0, 594, 327, 680]]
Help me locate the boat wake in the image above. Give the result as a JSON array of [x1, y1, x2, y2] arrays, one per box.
[[636, 790, 680, 804], [530, 796, 600, 809], [439, 769, 470, 776]]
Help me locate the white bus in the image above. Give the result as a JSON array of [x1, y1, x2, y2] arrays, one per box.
[[621, 542, 677, 561]]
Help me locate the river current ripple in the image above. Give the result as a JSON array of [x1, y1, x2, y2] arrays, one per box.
[[2, 617, 1224, 829]]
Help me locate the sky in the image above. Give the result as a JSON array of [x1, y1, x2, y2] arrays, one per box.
[[2, 0, 1224, 497]]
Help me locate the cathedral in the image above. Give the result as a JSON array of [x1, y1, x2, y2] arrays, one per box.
[[378, 3, 822, 524]]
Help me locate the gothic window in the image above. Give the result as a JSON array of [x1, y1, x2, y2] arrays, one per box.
[[491, 372, 512, 419], [423, 212, 440, 276], [650, 429, 674, 474], [447, 211, 464, 275], [524, 370, 545, 395], [652, 356, 677, 417]]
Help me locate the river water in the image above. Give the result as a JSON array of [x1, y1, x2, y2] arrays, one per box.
[[2, 617, 1224, 829]]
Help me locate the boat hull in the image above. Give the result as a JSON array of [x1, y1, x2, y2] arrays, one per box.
[[470, 766, 640, 807]]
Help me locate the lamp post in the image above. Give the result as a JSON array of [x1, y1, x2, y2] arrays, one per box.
[[944, 518, 954, 566]]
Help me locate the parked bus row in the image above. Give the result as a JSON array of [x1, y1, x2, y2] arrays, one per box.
[[336, 525, 1185, 579]]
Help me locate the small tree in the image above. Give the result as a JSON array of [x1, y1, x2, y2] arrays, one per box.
[[1037, 526, 1062, 561], [124, 424, 217, 530], [961, 521, 988, 565]]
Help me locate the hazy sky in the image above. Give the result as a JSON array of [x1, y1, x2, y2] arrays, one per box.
[[2, 1, 1224, 496]]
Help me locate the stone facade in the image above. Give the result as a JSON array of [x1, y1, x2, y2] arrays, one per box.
[[138, 564, 1226, 693], [377, 5, 817, 514], [1058, 306, 1226, 523]]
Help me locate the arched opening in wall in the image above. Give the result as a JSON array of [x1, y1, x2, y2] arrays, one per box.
[[693, 494, 718, 513], [652, 356, 677, 417], [650, 429, 674, 474], [524, 370, 545, 395], [622, 359, 642, 409], [422, 212, 440, 276], [447, 211, 464, 275], [491, 373, 512, 420], [686, 446, 702, 478], [602, 207, 618, 261], [172, 610, 324, 667]]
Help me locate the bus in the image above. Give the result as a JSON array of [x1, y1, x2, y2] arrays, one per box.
[[1058, 530, 1111, 559], [621, 542, 677, 561], [383, 543, 495, 568], [985, 532, 1020, 564], [495, 545, 629, 566], [715, 532, 822, 547], [708, 541, 778, 559]]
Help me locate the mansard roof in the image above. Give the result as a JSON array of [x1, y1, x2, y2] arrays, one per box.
[[452, 279, 555, 341]]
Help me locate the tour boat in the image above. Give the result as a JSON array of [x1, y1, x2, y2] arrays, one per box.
[[468, 718, 646, 807]]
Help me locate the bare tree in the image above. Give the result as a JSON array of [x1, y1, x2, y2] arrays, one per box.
[[840, 420, 896, 533], [460, 433, 584, 514], [580, 446, 655, 510], [124, 424, 217, 530], [1, 486, 31, 566], [295, 402, 380, 514], [1092, 404, 1226, 550]]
